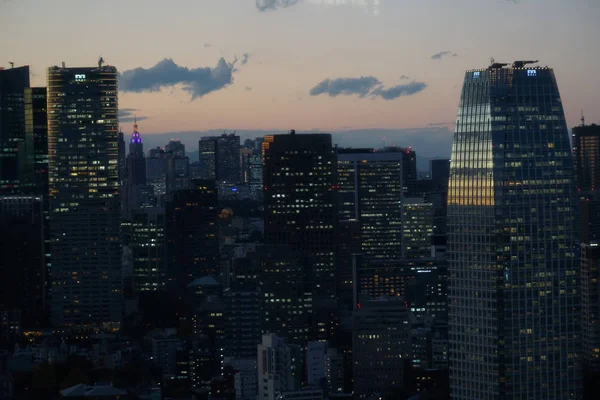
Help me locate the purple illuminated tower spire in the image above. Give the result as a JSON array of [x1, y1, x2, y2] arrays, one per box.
[[129, 115, 143, 156]]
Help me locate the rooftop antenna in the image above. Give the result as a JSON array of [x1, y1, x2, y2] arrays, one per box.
[[8, 62, 14, 68], [490, 57, 495, 65], [98, 56, 105, 68], [581, 110, 586, 127], [61, 61, 66, 68]]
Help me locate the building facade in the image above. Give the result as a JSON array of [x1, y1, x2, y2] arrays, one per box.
[[47, 63, 122, 329], [337, 149, 403, 262], [263, 132, 337, 301], [572, 123, 600, 191], [448, 62, 580, 399]]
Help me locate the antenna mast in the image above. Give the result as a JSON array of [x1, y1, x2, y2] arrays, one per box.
[[581, 110, 586, 127]]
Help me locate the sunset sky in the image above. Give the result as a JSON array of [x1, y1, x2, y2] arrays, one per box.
[[2, 0, 599, 158]]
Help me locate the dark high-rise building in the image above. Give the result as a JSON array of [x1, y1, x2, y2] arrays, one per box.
[[130, 208, 165, 293], [199, 137, 217, 180], [165, 139, 185, 156], [217, 133, 240, 183], [0, 196, 46, 329], [199, 133, 241, 183], [352, 297, 411, 399], [223, 286, 262, 359], [24, 87, 48, 196], [263, 131, 337, 301], [581, 243, 600, 374], [0, 66, 30, 193], [118, 131, 126, 183], [258, 246, 313, 345], [337, 149, 403, 262], [401, 197, 434, 259], [430, 159, 450, 188], [47, 63, 122, 329], [448, 62, 579, 399], [573, 123, 600, 191], [166, 155, 189, 193], [379, 146, 416, 195], [165, 179, 218, 292]]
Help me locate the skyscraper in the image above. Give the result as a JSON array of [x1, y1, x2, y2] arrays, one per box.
[[352, 297, 411, 399], [165, 179, 218, 292], [430, 159, 450, 189], [0, 66, 30, 193], [199, 133, 241, 183], [401, 197, 434, 259], [130, 208, 165, 293], [572, 123, 600, 191], [47, 62, 122, 329], [263, 131, 337, 301], [337, 148, 403, 262], [123, 119, 147, 216], [24, 87, 48, 196], [448, 62, 579, 399], [0, 196, 46, 329]]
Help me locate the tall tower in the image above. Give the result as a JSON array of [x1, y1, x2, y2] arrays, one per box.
[[47, 63, 122, 330], [448, 62, 580, 399], [263, 132, 337, 302]]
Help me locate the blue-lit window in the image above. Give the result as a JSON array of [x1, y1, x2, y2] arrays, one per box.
[[473, 71, 480, 79], [527, 69, 537, 77]]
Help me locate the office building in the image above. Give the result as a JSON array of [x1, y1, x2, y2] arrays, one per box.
[[0, 196, 45, 329], [448, 62, 579, 399], [165, 179, 218, 292], [223, 287, 262, 359], [377, 146, 416, 195], [24, 87, 48, 196], [0, 65, 30, 193], [430, 159, 450, 188], [352, 297, 411, 399], [249, 152, 263, 200], [263, 131, 337, 301], [337, 148, 403, 262], [572, 123, 600, 191], [199, 133, 241, 183], [165, 139, 185, 156], [165, 155, 189, 193], [47, 62, 122, 329], [401, 197, 434, 259], [199, 137, 217, 179], [123, 119, 147, 216], [581, 243, 600, 373], [130, 208, 165, 293], [146, 147, 168, 202], [257, 334, 302, 400], [258, 246, 313, 345]]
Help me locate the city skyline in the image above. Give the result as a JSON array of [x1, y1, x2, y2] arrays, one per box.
[[2, 0, 599, 158]]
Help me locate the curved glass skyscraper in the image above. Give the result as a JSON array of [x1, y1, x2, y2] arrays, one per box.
[[448, 63, 580, 399]]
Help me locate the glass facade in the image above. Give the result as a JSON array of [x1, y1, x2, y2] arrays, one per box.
[[337, 150, 403, 262], [47, 65, 122, 330], [448, 65, 580, 399], [402, 197, 434, 259], [572, 123, 600, 191]]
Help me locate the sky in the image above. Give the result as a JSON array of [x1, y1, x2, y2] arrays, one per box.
[[2, 0, 599, 160]]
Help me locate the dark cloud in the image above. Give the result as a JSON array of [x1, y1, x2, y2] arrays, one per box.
[[241, 53, 251, 65], [245, 86, 253, 91], [118, 108, 148, 123], [309, 76, 427, 100], [256, 0, 301, 11], [310, 76, 382, 98], [431, 51, 458, 60], [120, 57, 239, 100], [371, 82, 428, 100], [400, 75, 410, 80]]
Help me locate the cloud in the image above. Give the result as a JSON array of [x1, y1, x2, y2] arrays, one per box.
[[400, 75, 410, 80], [431, 51, 458, 60], [204, 43, 212, 48], [245, 86, 253, 91], [371, 81, 428, 100], [256, 0, 301, 11], [309, 76, 427, 100], [118, 108, 148, 123], [241, 53, 251, 65], [120, 57, 239, 100], [310, 76, 382, 98]]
